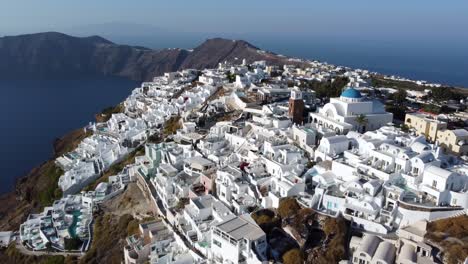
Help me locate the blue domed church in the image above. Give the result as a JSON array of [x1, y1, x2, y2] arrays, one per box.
[[310, 87, 393, 134]]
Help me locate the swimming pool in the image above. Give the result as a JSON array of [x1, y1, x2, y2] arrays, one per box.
[[68, 210, 82, 238]]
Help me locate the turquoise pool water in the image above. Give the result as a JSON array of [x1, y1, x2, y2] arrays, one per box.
[[68, 211, 82, 238]]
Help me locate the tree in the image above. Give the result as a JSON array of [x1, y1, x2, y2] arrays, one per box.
[[45, 242, 53, 253], [355, 114, 368, 133], [422, 104, 441, 114], [255, 214, 274, 225], [41, 256, 66, 264], [282, 248, 303, 264], [393, 89, 407, 105], [251, 209, 281, 233], [385, 104, 406, 121], [64, 237, 83, 251], [400, 124, 410, 132], [308, 77, 349, 99], [430, 87, 462, 102], [226, 72, 235, 83], [278, 198, 301, 219], [126, 219, 140, 236]]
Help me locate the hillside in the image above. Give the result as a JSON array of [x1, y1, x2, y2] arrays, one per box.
[[180, 38, 288, 69], [0, 32, 296, 82]]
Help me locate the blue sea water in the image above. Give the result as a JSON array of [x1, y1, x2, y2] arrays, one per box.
[[0, 78, 137, 194], [247, 36, 468, 88], [133, 34, 468, 87]]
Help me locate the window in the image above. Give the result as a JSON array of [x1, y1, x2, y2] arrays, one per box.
[[432, 180, 437, 188], [229, 238, 237, 245], [213, 239, 222, 248]]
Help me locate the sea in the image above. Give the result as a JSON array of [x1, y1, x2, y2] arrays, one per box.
[[128, 34, 468, 87], [0, 78, 137, 194], [252, 37, 468, 88]]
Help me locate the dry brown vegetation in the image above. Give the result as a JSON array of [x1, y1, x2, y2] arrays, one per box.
[[288, 207, 348, 264], [313, 217, 348, 264], [81, 183, 156, 264], [53, 128, 93, 157], [282, 248, 303, 264], [251, 199, 349, 264], [79, 213, 137, 264], [95, 104, 125, 123], [278, 197, 301, 219], [0, 243, 77, 264], [426, 215, 468, 264], [103, 183, 154, 218], [251, 208, 281, 234], [163, 116, 182, 136], [0, 124, 144, 263]]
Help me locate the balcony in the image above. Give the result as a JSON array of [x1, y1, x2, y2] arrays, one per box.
[[399, 190, 441, 209]]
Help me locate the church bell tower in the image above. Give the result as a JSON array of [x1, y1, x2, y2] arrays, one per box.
[[289, 88, 305, 124]]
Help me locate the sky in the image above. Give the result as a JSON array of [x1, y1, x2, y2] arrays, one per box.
[[1, 0, 467, 86], [1, 0, 468, 40]]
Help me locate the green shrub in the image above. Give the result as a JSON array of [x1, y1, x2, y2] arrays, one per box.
[[64, 237, 83, 251], [38, 162, 64, 207]]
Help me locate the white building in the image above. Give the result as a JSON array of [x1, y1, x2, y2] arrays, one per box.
[[310, 87, 393, 134], [350, 234, 396, 264], [211, 214, 268, 264]]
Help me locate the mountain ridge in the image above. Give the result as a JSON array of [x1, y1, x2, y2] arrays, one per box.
[[0, 32, 295, 81]]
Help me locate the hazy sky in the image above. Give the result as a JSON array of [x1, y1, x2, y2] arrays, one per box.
[[1, 0, 467, 39]]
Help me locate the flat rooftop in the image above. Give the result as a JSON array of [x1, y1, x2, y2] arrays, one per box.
[[215, 214, 264, 241]]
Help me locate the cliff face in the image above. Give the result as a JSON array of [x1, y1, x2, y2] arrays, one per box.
[[0, 32, 190, 81], [0, 32, 295, 81], [0, 32, 108, 78], [90, 44, 190, 81]]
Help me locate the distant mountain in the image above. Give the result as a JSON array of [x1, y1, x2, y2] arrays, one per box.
[[180, 38, 289, 69], [0, 32, 295, 81]]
